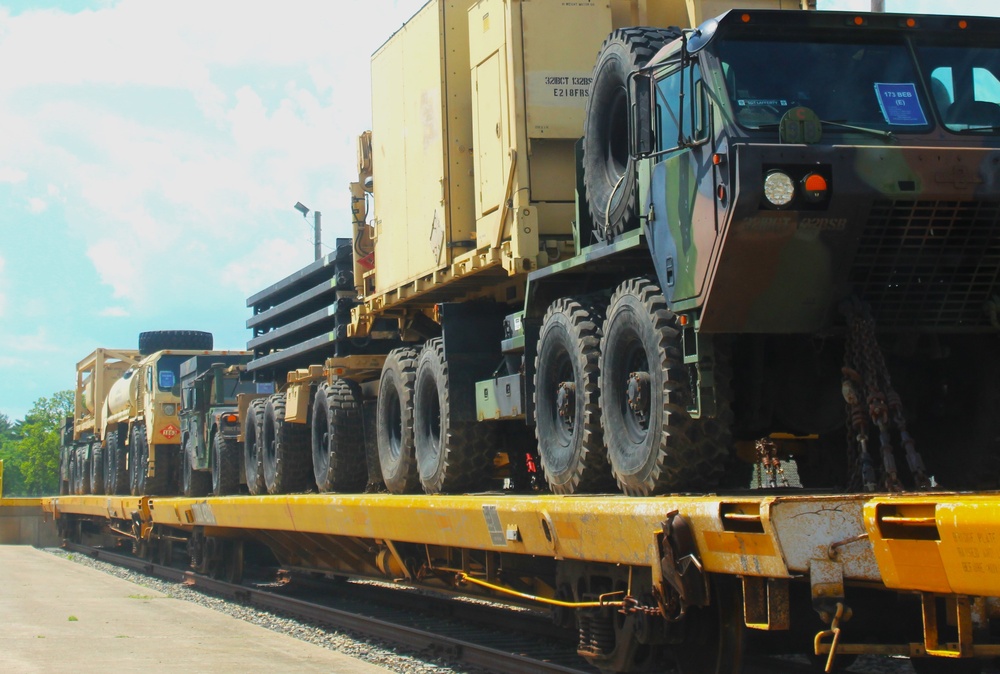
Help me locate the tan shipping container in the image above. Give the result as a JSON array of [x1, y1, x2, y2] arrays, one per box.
[[365, 0, 685, 313]]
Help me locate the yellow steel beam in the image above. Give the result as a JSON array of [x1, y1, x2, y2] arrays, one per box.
[[44, 492, 879, 580], [865, 493, 1000, 596], [45, 495, 145, 521]]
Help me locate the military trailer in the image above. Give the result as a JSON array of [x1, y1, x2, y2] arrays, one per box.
[[177, 353, 253, 497], [244, 0, 1000, 503], [59, 348, 140, 495]]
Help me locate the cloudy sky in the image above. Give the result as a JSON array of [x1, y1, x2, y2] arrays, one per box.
[[1, 0, 998, 420]]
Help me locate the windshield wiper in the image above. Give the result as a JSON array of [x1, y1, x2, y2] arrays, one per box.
[[755, 119, 895, 142]]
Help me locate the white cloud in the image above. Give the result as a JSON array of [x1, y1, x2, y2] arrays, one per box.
[[0, 167, 26, 184], [27, 197, 47, 213], [0, 327, 60, 353], [99, 306, 130, 318]]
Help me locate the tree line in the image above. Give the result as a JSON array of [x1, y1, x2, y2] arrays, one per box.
[[0, 391, 73, 497]]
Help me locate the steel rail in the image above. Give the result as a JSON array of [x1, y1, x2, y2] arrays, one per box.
[[62, 542, 591, 674]]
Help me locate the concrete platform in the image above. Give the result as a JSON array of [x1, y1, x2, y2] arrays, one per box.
[[0, 546, 393, 673]]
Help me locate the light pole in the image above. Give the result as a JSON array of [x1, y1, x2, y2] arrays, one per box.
[[294, 201, 322, 261]]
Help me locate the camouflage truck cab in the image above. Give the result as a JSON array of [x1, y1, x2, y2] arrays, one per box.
[[178, 353, 253, 497], [512, 10, 1000, 495]]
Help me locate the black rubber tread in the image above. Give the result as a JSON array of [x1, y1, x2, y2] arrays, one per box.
[[181, 441, 212, 497], [414, 338, 496, 494], [243, 398, 267, 495], [212, 431, 241, 496], [78, 444, 92, 495], [138, 330, 213, 356], [262, 393, 312, 494], [534, 296, 613, 494], [312, 380, 368, 493], [599, 277, 724, 495], [105, 430, 129, 495], [679, 335, 732, 489], [89, 443, 105, 495], [376, 347, 421, 494], [583, 27, 680, 242], [130, 424, 173, 496]]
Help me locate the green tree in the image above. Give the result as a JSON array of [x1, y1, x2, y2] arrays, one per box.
[[0, 392, 73, 496]]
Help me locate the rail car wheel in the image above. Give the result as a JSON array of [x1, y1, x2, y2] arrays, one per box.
[[663, 576, 745, 674], [377, 347, 420, 494], [414, 338, 495, 494], [181, 447, 211, 497], [261, 393, 311, 494], [534, 297, 613, 494], [212, 432, 240, 496], [600, 277, 726, 495], [312, 379, 367, 492], [583, 28, 679, 242], [89, 443, 105, 495], [243, 398, 267, 495]]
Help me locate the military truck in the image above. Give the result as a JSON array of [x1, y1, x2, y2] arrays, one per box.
[[59, 348, 140, 495], [177, 353, 254, 496], [97, 330, 246, 496], [244, 1, 1000, 500]]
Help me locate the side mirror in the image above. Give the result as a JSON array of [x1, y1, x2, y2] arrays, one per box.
[[632, 73, 654, 156]]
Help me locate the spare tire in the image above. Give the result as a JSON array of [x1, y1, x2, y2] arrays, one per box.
[[138, 330, 213, 355], [583, 27, 680, 242]]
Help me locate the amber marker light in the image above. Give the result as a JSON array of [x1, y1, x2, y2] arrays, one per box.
[[853, 16, 865, 26], [958, 19, 968, 29], [712, 153, 726, 165], [678, 314, 690, 327], [801, 172, 829, 203], [223, 414, 238, 424], [904, 18, 917, 28], [741, 13, 751, 23]]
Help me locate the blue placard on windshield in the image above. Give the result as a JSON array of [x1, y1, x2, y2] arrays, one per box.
[[874, 83, 927, 126], [159, 370, 176, 388]]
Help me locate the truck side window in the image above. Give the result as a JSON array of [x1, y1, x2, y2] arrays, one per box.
[[930, 66, 1000, 130], [656, 63, 705, 152]]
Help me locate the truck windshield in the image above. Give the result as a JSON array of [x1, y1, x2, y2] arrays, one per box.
[[714, 37, 934, 133], [913, 39, 1000, 133], [156, 355, 187, 393]]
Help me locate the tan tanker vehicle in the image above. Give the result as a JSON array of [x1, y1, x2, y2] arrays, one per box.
[[59, 331, 248, 496]]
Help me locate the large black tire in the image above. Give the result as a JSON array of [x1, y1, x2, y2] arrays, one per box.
[[376, 347, 420, 494], [68, 446, 80, 495], [261, 394, 312, 494], [89, 443, 105, 495], [212, 431, 241, 496], [583, 28, 679, 242], [130, 424, 172, 495], [181, 442, 212, 497], [599, 277, 726, 495], [534, 297, 613, 494], [243, 398, 267, 495], [414, 338, 495, 494], [138, 330, 213, 356], [105, 430, 129, 495], [312, 380, 367, 493], [77, 445, 91, 495]]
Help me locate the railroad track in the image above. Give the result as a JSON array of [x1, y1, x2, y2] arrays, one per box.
[[62, 541, 594, 674], [61, 542, 931, 674]]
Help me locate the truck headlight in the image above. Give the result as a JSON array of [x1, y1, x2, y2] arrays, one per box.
[[763, 170, 795, 208], [162, 403, 177, 416]]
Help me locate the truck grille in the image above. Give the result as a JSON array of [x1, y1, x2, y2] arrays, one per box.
[[849, 200, 1000, 329]]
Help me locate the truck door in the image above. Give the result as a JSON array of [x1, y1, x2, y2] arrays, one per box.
[[645, 58, 717, 305]]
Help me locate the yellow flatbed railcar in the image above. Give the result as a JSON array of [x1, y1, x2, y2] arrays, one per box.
[[39, 489, 1000, 671]]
